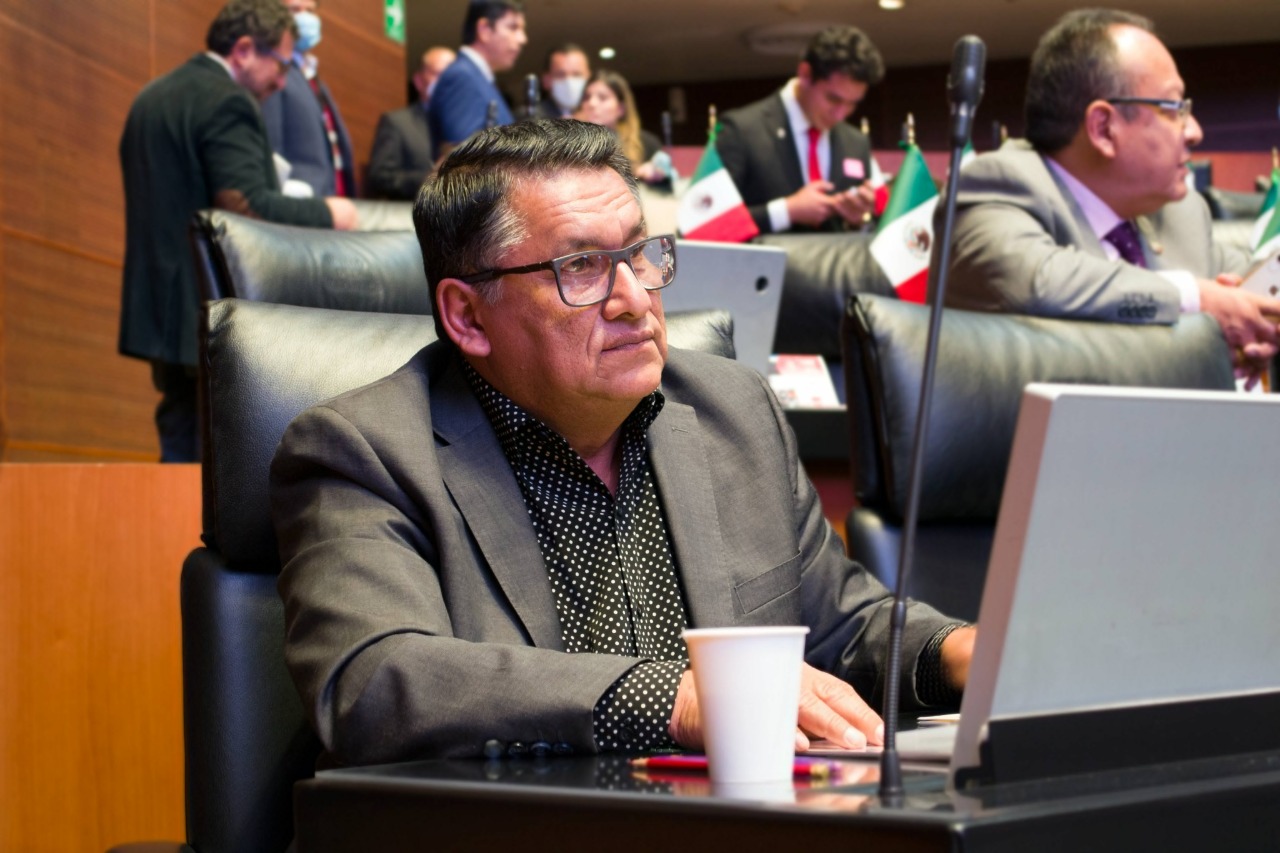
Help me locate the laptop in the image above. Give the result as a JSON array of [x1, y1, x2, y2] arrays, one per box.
[[889, 383, 1280, 782], [663, 240, 787, 376]]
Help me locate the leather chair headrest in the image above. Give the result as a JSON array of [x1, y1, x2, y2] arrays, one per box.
[[190, 210, 431, 312], [200, 300, 736, 570], [843, 294, 1235, 523]]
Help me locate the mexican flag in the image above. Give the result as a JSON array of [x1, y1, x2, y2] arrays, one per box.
[[870, 143, 938, 303], [1251, 165, 1280, 260], [677, 128, 759, 243]]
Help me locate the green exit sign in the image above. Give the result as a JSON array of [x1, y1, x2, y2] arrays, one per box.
[[384, 0, 405, 43]]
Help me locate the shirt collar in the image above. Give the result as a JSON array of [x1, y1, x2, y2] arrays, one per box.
[[1045, 155, 1124, 242], [204, 51, 235, 79], [460, 46, 495, 83], [779, 78, 816, 138]]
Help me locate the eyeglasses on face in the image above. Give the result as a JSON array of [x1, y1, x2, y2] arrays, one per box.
[[1106, 96, 1193, 123], [456, 234, 677, 308]]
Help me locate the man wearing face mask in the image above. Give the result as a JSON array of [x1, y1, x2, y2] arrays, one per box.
[[119, 0, 357, 462], [262, 0, 357, 198], [537, 43, 590, 120]]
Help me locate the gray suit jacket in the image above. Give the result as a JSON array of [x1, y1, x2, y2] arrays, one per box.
[[271, 344, 953, 766], [366, 104, 433, 200], [716, 91, 873, 234], [942, 140, 1250, 323]]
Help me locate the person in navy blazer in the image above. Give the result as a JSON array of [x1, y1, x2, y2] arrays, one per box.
[[716, 26, 883, 234], [427, 1, 527, 162]]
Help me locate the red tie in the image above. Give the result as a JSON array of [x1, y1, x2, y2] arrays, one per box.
[[806, 127, 822, 183]]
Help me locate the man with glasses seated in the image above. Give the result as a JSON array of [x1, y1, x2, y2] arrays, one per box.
[[270, 119, 974, 766], [119, 0, 357, 462], [942, 8, 1280, 386]]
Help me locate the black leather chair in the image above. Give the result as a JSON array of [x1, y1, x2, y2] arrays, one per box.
[[841, 293, 1236, 622], [349, 199, 415, 232], [117, 298, 734, 853], [190, 210, 430, 311]]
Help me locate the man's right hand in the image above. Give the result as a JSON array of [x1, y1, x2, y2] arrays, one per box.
[[785, 181, 839, 228], [325, 197, 359, 231], [667, 663, 884, 753], [1197, 278, 1280, 382]]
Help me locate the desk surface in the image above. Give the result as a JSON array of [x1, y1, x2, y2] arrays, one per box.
[[296, 751, 1280, 852]]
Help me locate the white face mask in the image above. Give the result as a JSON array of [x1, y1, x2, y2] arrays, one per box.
[[550, 76, 587, 112], [293, 10, 322, 52]]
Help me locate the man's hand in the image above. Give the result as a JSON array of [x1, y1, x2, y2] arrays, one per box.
[[940, 625, 976, 692], [667, 663, 884, 753], [785, 181, 840, 228], [1197, 278, 1280, 385], [830, 183, 876, 227], [325, 197, 359, 231]]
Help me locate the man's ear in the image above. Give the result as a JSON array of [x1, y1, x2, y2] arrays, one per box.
[[436, 278, 493, 357], [796, 61, 813, 87], [475, 17, 493, 46], [1083, 100, 1119, 159]]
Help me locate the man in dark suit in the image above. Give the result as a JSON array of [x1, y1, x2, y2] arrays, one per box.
[[271, 119, 973, 766], [118, 0, 357, 462], [716, 25, 884, 234], [261, 0, 356, 198], [536, 43, 590, 120], [366, 46, 456, 200], [944, 9, 1280, 385], [428, 0, 527, 162]]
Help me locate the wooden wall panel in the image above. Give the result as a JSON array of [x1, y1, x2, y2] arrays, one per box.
[[154, 1, 224, 76], [0, 463, 200, 853], [0, 1, 154, 87], [3, 236, 157, 460], [0, 20, 133, 262]]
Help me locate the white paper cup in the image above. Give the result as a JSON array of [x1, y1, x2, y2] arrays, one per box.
[[682, 625, 809, 785]]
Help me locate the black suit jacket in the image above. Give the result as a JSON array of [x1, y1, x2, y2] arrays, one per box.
[[119, 54, 331, 366], [716, 92, 872, 234], [366, 104, 433, 200]]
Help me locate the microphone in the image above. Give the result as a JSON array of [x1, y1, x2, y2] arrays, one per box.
[[524, 74, 540, 120], [661, 110, 673, 148], [485, 100, 498, 129], [947, 35, 986, 148], [878, 34, 986, 807]]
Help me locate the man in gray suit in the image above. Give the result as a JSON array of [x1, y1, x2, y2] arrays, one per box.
[[944, 9, 1279, 383], [366, 46, 456, 200], [271, 119, 973, 766]]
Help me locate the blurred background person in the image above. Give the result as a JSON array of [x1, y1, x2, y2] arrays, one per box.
[[576, 69, 671, 186], [537, 42, 590, 119], [262, 0, 356, 198], [367, 46, 456, 199]]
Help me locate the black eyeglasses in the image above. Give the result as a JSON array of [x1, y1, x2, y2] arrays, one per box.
[[1106, 96, 1193, 123], [456, 234, 677, 307]]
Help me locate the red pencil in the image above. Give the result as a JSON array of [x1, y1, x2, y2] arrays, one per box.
[[629, 754, 836, 778]]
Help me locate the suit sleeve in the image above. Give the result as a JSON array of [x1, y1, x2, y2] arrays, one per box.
[[271, 403, 641, 765], [943, 164, 1181, 323], [366, 113, 428, 200], [715, 116, 775, 234], [750, 369, 955, 711], [201, 90, 332, 226]]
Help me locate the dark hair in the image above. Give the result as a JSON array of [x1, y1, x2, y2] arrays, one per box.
[[542, 42, 588, 73], [802, 25, 885, 86], [1025, 8, 1155, 153], [461, 0, 525, 45], [584, 70, 645, 164], [206, 0, 295, 56], [413, 119, 638, 344]]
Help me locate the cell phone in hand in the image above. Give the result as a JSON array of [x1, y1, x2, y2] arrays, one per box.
[[1241, 251, 1280, 298]]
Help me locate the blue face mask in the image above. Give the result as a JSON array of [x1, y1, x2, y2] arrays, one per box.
[[293, 10, 322, 52]]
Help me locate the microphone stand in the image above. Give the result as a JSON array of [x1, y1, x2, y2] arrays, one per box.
[[878, 35, 985, 806]]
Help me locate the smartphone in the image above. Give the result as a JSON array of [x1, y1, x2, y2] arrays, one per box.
[[1241, 251, 1280, 298]]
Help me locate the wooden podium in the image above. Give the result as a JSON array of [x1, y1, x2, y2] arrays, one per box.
[[0, 463, 200, 852]]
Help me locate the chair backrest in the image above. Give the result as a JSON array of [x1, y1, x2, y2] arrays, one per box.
[[189, 209, 430, 311], [841, 293, 1235, 619], [184, 299, 735, 852]]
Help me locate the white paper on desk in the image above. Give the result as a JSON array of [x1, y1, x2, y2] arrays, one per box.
[[805, 716, 960, 763]]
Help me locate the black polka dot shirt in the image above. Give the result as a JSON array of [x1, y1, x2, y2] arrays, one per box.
[[466, 365, 689, 752]]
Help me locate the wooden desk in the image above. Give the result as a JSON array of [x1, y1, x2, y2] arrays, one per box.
[[0, 463, 199, 852], [295, 752, 1280, 852]]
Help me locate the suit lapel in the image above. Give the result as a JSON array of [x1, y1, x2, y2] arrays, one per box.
[[648, 399, 737, 629], [765, 95, 806, 192], [1041, 154, 1107, 258], [430, 359, 564, 650]]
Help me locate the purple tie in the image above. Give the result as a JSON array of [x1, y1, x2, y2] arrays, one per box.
[[1104, 221, 1147, 268]]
